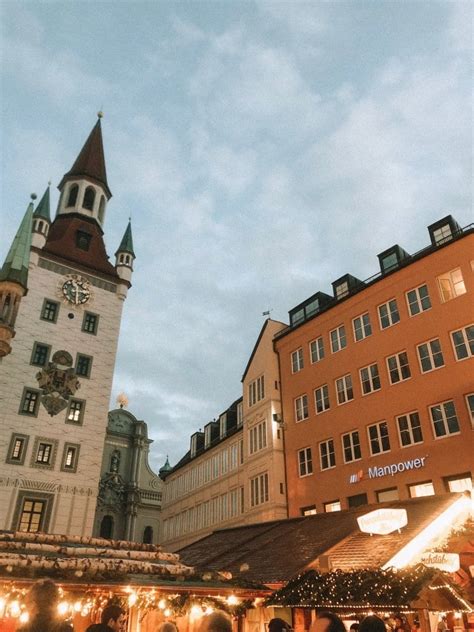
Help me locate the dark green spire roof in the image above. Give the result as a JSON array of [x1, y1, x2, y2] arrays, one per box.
[[33, 185, 51, 221], [115, 220, 135, 257], [0, 199, 34, 290], [159, 456, 172, 474]]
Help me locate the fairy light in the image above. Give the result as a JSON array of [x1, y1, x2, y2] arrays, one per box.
[[19, 612, 29, 624], [9, 600, 21, 617], [164, 608, 172, 617], [158, 598, 167, 609], [128, 592, 138, 607], [227, 595, 239, 605], [58, 601, 69, 616], [74, 600, 82, 612]]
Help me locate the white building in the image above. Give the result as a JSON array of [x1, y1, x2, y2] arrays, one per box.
[[160, 319, 288, 551], [93, 407, 163, 544], [0, 116, 134, 536]]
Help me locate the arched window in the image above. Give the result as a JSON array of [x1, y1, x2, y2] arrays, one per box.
[[67, 184, 79, 208], [125, 255, 130, 265], [83, 186, 96, 211], [119, 254, 124, 264], [98, 196, 106, 224], [38, 221, 44, 232], [100, 515, 114, 539], [143, 526, 153, 544], [110, 450, 120, 473]]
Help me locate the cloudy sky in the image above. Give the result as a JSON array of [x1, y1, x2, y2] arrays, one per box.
[[1, 1, 472, 471]]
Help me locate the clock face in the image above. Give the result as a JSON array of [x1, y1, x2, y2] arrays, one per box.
[[61, 275, 92, 305]]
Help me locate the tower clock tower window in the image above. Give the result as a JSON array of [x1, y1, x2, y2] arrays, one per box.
[[67, 184, 79, 207], [83, 186, 96, 211]]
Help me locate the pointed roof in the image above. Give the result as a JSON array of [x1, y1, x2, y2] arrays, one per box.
[[0, 198, 34, 290], [33, 185, 51, 221], [115, 220, 135, 257], [159, 456, 172, 477], [59, 116, 112, 198]]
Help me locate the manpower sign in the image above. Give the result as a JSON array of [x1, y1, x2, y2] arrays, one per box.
[[349, 456, 427, 483]]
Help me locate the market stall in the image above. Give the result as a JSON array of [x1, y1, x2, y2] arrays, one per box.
[[266, 567, 472, 632]]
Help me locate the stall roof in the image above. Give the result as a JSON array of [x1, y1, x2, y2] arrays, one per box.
[[178, 494, 471, 585]]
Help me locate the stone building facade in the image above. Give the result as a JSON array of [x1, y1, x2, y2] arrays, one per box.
[[0, 116, 134, 536], [160, 319, 288, 551], [93, 407, 163, 544]]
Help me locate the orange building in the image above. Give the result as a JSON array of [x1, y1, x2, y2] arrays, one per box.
[[274, 216, 473, 516]]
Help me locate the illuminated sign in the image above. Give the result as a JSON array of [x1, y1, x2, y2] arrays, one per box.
[[419, 552, 460, 572], [349, 456, 426, 483], [357, 508, 408, 535]]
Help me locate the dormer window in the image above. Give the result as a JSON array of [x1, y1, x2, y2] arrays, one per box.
[[219, 414, 227, 439], [204, 425, 212, 448], [67, 184, 79, 208], [76, 230, 92, 251], [428, 215, 461, 246], [83, 186, 96, 211], [377, 245, 410, 275], [335, 281, 349, 300], [190, 434, 197, 458]]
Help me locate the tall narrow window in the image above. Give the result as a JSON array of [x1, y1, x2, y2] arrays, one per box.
[[378, 299, 400, 329], [83, 186, 96, 211], [451, 325, 474, 360], [295, 394, 309, 422], [397, 411, 423, 446], [406, 285, 431, 316], [353, 313, 372, 341], [298, 447, 313, 477], [314, 385, 330, 414], [417, 339, 444, 373], [319, 439, 336, 470], [66, 184, 79, 207], [360, 363, 381, 394], [19, 389, 40, 416], [310, 336, 325, 363], [387, 351, 411, 384], [100, 515, 114, 539], [368, 421, 390, 455], [291, 348, 304, 373], [342, 431, 361, 463], [330, 325, 347, 353], [143, 526, 153, 544], [430, 400, 460, 437], [335, 374, 353, 404]]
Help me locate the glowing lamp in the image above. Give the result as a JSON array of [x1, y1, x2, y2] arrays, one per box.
[[158, 599, 167, 610], [357, 508, 407, 535], [128, 593, 138, 607], [58, 601, 69, 616], [9, 601, 21, 617], [19, 612, 29, 624], [164, 608, 172, 617], [227, 595, 239, 606]]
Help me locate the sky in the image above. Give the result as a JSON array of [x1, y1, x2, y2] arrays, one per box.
[[1, 0, 472, 472]]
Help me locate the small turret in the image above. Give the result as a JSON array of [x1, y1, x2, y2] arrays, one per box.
[[32, 184, 51, 249], [159, 456, 172, 480], [115, 220, 135, 297], [0, 197, 34, 357]]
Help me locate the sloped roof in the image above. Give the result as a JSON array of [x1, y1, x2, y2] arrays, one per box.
[[0, 200, 33, 289], [178, 494, 469, 585], [59, 117, 111, 198], [267, 566, 472, 612], [33, 186, 51, 221]]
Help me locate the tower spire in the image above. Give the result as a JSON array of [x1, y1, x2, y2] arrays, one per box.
[[115, 220, 135, 257], [58, 115, 111, 198], [0, 197, 34, 289], [0, 196, 34, 356], [33, 184, 51, 222]]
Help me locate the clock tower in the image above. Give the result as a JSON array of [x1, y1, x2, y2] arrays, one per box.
[[0, 116, 134, 536]]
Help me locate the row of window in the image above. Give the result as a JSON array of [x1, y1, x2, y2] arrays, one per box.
[[301, 474, 473, 515], [65, 183, 105, 217], [41, 299, 99, 334], [294, 324, 473, 421], [290, 270, 468, 373], [297, 395, 473, 477], [6, 433, 80, 473], [20, 386, 87, 421], [30, 343, 94, 377], [164, 439, 245, 503], [163, 486, 245, 541], [248, 375, 265, 407]]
